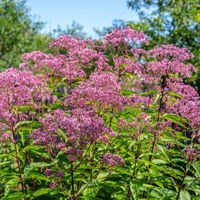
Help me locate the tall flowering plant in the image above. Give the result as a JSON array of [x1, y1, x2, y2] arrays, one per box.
[[0, 27, 199, 200]]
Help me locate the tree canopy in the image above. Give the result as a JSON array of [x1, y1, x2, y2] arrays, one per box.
[[0, 0, 51, 71]]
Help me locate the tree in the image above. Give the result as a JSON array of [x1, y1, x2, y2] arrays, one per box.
[[52, 20, 89, 39], [127, 0, 200, 92], [94, 19, 128, 38], [0, 0, 51, 71]]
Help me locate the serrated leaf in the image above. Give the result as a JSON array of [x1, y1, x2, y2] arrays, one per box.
[[26, 173, 51, 181], [21, 145, 45, 152], [162, 113, 187, 128], [166, 91, 183, 99], [120, 89, 136, 96], [152, 159, 167, 164], [138, 89, 157, 96], [14, 121, 32, 129], [180, 190, 191, 200], [130, 182, 140, 200], [4, 179, 19, 197], [192, 163, 200, 177], [161, 138, 185, 147], [156, 144, 170, 162], [33, 188, 52, 197]]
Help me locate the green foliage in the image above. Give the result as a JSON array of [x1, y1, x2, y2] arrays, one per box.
[[0, 0, 51, 71], [52, 20, 90, 39]]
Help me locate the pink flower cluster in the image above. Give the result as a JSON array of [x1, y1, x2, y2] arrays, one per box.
[[0, 68, 51, 126], [49, 35, 91, 53], [104, 26, 149, 47], [30, 109, 116, 161], [113, 56, 143, 75], [167, 81, 200, 129], [20, 37, 111, 82], [148, 45, 194, 62], [20, 51, 86, 81], [184, 146, 200, 162], [147, 45, 196, 78], [100, 153, 125, 167], [66, 72, 129, 111]]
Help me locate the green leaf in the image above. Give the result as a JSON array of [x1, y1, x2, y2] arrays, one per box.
[[0, 153, 10, 158], [119, 64, 128, 70], [14, 121, 32, 129], [33, 188, 52, 197], [130, 182, 140, 200], [152, 159, 167, 164], [115, 167, 133, 177], [0, 161, 12, 166], [156, 144, 170, 162], [161, 138, 185, 147], [124, 72, 140, 79], [162, 113, 187, 128], [4, 179, 19, 197], [21, 145, 45, 152], [192, 163, 200, 177], [23, 162, 53, 177], [180, 190, 191, 200], [83, 186, 100, 198], [192, 195, 200, 199], [168, 73, 179, 79], [25, 173, 51, 181], [4, 191, 25, 199], [120, 89, 136, 96], [138, 89, 157, 96], [166, 91, 183, 99]]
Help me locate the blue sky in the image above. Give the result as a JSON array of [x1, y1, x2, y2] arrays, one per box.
[[26, 0, 138, 38]]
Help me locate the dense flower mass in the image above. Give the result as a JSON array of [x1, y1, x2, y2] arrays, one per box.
[[66, 71, 130, 111], [0, 68, 51, 123], [0, 27, 199, 199], [166, 81, 200, 129], [148, 45, 194, 62], [30, 108, 116, 161], [49, 35, 91, 52], [104, 26, 149, 47]]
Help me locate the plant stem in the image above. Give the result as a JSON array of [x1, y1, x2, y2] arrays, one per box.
[[176, 164, 190, 200], [71, 163, 75, 199], [11, 129, 25, 195]]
